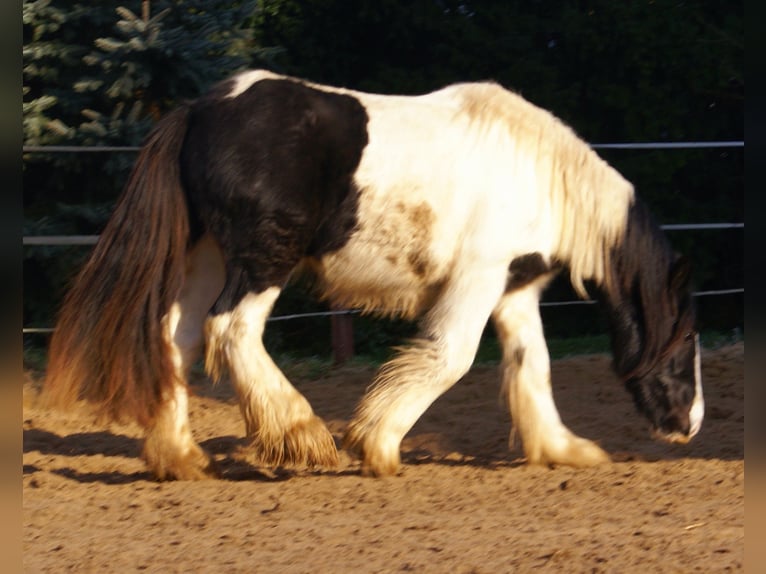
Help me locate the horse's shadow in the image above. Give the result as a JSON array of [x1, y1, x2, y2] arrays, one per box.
[[22, 423, 741, 487], [22, 425, 516, 485], [24, 428, 141, 458], [22, 427, 300, 484]]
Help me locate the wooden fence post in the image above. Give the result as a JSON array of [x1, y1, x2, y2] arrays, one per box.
[[330, 309, 354, 364]]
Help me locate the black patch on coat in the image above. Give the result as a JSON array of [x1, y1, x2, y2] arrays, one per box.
[[505, 252, 552, 291], [178, 77, 369, 312]]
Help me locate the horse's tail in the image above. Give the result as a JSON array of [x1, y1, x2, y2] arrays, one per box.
[[44, 105, 192, 427]]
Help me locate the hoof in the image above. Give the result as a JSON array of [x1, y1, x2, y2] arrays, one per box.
[[143, 442, 219, 481], [343, 427, 401, 477], [359, 454, 400, 478], [528, 435, 611, 468], [253, 415, 339, 469]]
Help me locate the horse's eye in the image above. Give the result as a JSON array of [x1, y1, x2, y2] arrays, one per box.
[[684, 331, 695, 342]]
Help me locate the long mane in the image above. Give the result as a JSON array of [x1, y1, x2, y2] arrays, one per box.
[[599, 199, 696, 380], [447, 82, 695, 380], [446, 81, 635, 295]]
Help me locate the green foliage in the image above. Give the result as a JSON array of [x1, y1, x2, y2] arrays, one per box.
[[23, 0, 261, 325], [24, 1, 260, 201]]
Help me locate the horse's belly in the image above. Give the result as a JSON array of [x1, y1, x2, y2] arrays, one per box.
[[306, 213, 453, 319]]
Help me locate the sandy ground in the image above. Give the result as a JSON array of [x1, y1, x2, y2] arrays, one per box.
[[23, 342, 743, 573]]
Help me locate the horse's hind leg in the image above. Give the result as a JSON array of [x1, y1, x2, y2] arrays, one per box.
[[205, 287, 339, 469], [492, 285, 610, 467], [143, 235, 225, 480]]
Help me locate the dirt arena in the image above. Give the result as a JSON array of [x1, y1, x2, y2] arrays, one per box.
[[23, 342, 743, 573]]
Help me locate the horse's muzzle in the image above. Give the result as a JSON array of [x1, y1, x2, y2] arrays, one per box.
[[652, 428, 694, 445]]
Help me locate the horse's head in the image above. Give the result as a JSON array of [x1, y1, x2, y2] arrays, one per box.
[[606, 248, 704, 445], [625, 330, 704, 444]]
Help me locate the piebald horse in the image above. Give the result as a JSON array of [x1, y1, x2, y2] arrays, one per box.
[[44, 70, 704, 480]]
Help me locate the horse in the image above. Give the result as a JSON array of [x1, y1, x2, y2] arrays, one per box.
[[43, 69, 704, 480]]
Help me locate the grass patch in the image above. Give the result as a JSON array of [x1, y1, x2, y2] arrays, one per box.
[[699, 327, 743, 349]]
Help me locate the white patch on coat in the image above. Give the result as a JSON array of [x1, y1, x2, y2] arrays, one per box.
[[688, 333, 705, 437], [225, 69, 284, 99]]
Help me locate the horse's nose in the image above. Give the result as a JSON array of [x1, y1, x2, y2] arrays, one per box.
[[650, 410, 693, 444], [661, 411, 691, 436]]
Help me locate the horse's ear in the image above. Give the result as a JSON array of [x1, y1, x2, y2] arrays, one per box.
[[669, 255, 692, 291]]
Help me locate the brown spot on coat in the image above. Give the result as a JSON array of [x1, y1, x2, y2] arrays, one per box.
[[405, 202, 435, 278]]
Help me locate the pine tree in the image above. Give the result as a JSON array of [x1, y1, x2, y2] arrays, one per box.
[[24, 1, 259, 201], [23, 0, 261, 326]]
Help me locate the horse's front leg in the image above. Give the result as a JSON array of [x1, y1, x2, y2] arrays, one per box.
[[492, 286, 610, 467], [344, 266, 509, 476], [205, 286, 339, 469]]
